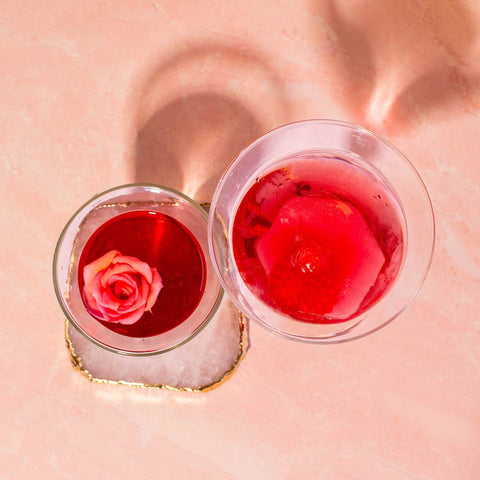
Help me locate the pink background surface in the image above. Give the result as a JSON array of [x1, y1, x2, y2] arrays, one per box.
[[2, 1, 480, 478]]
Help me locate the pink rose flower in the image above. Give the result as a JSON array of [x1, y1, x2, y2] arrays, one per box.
[[82, 249, 163, 325]]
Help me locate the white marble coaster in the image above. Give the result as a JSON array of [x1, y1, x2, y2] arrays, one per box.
[[65, 297, 248, 392]]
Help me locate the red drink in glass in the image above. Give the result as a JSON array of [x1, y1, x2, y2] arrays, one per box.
[[232, 154, 404, 324], [78, 210, 206, 337]]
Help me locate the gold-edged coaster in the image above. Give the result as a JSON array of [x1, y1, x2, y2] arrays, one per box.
[[65, 298, 248, 392]]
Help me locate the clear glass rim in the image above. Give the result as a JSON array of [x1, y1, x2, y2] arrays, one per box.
[[53, 183, 224, 356], [208, 119, 436, 344]]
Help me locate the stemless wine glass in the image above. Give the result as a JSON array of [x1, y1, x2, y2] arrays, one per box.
[[53, 184, 223, 355], [208, 119, 435, 343]]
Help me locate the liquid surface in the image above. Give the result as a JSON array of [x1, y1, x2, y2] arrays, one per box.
[[78, 210, 206, 337], [232, 155, 404, 323]]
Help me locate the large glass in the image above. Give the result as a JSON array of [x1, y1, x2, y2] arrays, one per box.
[[208, 120, 434, 343]]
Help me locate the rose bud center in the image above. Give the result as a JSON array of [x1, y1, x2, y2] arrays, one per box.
[[113, 281, 135, 300]]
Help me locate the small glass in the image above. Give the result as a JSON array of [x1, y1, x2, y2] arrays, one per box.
[[208, 119, 435, 343], [53, 184, 223, 355]]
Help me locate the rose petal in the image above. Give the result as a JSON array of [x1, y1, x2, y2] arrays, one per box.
[[93, 274, 122, 312], [91, 272, 110, 304], [112, 255, 153, 283], [93, 284, 139, 318], [113, 284, 142, 311], [145, 269, 163, 311], [117, 296, 141, 311], [92, 272, 144, 320], [95, 302, 145, 325], [97, 302, 131, 318], [107, 273, 138, 291], [98, 275, 144, 315], [99, 263, 138, 288], [106, 274, 141, 307], [137, 276, 150, 306], [82, 279, 102, 317], [100, 289, 124, 311], [112, 280, 135, 299], [83, 275, 100, 310], [83, 250, 121, 289], [113, 308, 146, 325]]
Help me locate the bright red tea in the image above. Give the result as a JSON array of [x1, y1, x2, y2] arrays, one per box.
[[232, 154, 404, 323], [78, 210, 206, 337]]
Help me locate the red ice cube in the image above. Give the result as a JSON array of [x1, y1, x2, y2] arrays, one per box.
[[256, 196, 385, 320]]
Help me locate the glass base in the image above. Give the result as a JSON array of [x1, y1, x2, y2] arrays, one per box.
[[64, 298, 248, 392]]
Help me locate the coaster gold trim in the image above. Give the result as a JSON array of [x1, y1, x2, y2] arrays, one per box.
[[65, 312, 248, 392]]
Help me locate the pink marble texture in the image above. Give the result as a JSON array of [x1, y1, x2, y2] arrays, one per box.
[[1, 0, 480, 478]]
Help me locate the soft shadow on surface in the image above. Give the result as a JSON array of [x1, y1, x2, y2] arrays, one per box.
[[132, 43, 288, 203], [136, 92, 262, 202], [310, 0, 480, 133]]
